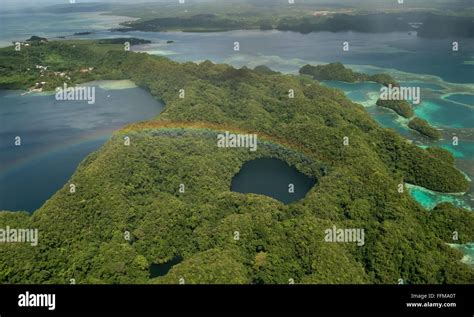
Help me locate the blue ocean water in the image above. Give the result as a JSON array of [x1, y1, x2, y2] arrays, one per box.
[[414, 99, 474, 129], [0, 9, 472, 212], [439, 141, 474, 159], [443, 93, 474, 107]]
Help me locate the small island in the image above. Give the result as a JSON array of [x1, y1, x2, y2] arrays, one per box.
[[408, 117, 442, 139], [73, 31, 94, 36], [97, 38, 152, 45]]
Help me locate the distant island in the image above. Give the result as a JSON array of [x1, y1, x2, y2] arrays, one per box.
[[111, 11, 474, 38], [73, 31, 94, 36], [376, 99, 414, 119]]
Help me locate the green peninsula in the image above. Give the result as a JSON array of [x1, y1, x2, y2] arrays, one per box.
[[0, 40, 472, 284], [299, 63, 398, 87]]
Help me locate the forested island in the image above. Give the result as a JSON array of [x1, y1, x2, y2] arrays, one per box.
[[0, 39, 472, 284], [73, 31, 94, 36], [376, 99, 414, 119]]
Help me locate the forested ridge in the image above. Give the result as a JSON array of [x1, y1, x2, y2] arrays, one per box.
[[111, 7, 474, 39], [0, 41, 472, 284]]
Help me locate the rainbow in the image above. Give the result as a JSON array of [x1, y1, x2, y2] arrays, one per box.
[[1, 120, 320, 178], [120, 120, 321, 158]]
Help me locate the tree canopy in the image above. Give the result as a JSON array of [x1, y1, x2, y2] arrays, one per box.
[[0, 40, 472, 284]]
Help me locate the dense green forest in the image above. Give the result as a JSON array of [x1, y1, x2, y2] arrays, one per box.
[[408, 118, 443, 140], [299, 63, 399, 87], [376, 99, 414, 119], [0, 40, 472, 284]]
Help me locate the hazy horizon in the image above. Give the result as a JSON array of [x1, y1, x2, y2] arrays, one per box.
[[1, 0, 472, 11]]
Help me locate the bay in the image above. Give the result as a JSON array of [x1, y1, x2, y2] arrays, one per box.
[[0, 81, 164, 211]]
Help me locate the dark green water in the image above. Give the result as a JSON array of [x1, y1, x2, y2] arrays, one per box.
[[149, 256, 183, 278], [231, 158, 316, 204], [0, 82, 164, 212]]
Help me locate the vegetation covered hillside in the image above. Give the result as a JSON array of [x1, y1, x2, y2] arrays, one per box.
[[0, 40, 472, 284], [299, 62, 398, 87]]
